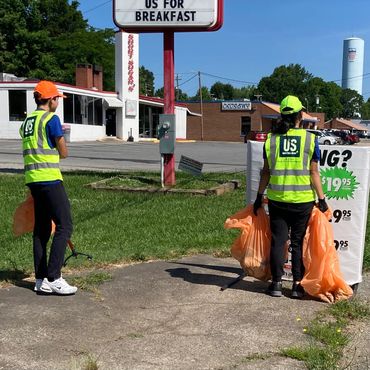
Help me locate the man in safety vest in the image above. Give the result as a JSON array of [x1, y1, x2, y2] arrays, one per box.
[[253, 95, 328, 299], [19, 80, 77, 295]]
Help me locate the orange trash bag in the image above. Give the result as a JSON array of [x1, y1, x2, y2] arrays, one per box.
[[224, 205, 271, 281], [301, 207, 353, 303], [13, 193, 55, 237]]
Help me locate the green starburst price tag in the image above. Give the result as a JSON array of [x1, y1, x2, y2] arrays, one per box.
[[320, 167, 359, 200]]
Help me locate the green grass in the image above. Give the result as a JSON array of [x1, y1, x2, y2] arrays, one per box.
[[81, 355, 99, 370], [1, 170, 369, 280], [70, 271, 113, 293], [281, 299, 370, 369], [281, 346, 337, 370], [0, 171, 245, 276]]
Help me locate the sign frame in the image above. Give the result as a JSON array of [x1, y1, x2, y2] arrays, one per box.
[[221, 101, 252, 111], [113, 0, 224, 33]]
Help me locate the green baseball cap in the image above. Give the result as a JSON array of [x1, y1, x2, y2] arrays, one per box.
[[280, 95, 304, 115]]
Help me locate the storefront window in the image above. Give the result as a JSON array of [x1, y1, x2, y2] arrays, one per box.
[[139, 104, 163, 138], [63, 93, 103, 125], [87, 96, 94, 125], [94, 98, 103, 125], [241, 116, 251, 136], [63, 93, 74, 123], [9, 90, 27, 121], [74, 94, 83, 124]]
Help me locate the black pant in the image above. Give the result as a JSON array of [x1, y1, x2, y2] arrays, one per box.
[[268, 200, 314, 282], [29, 182, 73, 280]]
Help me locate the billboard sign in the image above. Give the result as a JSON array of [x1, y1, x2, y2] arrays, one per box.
[[114, 0, 223, 32], [246, 142, 370, 285]]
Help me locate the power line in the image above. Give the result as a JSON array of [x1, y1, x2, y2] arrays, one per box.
[[201, 72, 258, 86], [152, 72, 196, 76], [84, 0, 111, 14], [330, 71, 370, 83], [177, 73, 198, 88]]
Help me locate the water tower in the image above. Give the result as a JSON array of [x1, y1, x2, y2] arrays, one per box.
[[342, 37, 365, 95]]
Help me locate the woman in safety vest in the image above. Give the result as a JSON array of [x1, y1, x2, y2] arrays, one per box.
[[253, 95, 328, 299], [19, 81, 77, 295]]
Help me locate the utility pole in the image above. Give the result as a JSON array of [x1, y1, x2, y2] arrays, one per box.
[[175, 73, 182, 101], [198, 71, 204, 141]]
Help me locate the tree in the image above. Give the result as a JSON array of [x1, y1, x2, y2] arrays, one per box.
[[53, 27, 115, 90], [361, 98, 370, 119], [233, 85, 256, 100], [210, 82, 234, 100], [139, 66, 155, 96], [154, 87, 164, 98], [340, 88, 364, 118], [191, 86, 212, 101], [304, 78, 343, 119], [256, 64, 312, 103], [175, 88, 189, 101], [0, 0, 115, 90], [155, 86, 189, 101]]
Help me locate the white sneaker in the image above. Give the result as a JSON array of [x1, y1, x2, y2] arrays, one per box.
[[34, 278, 53, 293], [42, 277, 78, 295]]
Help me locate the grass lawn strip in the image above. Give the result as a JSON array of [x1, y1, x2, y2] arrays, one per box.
[[0, 171, 246, 275], [281, 298, 370, 369]]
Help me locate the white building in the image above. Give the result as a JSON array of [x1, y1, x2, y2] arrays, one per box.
[[0, 32, 194, 142]]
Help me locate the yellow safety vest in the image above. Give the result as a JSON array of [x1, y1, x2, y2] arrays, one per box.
[[19, 110, 63, 184], [265, 129, 316, 203]]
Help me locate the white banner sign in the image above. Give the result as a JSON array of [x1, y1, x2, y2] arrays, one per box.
[[114, 0, 219, 28], [246, 142, 370, 285], [221, 101, 252, 111]]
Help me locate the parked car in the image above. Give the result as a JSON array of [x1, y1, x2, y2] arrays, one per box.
[[307, 129, 337, 145], [323, 131, 343, 144], [352, 130, 367, 138], [244, 131, 267, 143], [346, 132, 360, 145], [328, 129, 360, 145]]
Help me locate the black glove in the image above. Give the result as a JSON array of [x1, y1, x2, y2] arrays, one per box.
[[253, 193, 263, 216], [318, 198, 328, 213]]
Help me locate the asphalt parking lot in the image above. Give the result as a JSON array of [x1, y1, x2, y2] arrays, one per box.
[[1, 138, 369, 174]]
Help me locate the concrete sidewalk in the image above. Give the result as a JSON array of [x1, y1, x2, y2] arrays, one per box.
[[0, 255, 369, 370]]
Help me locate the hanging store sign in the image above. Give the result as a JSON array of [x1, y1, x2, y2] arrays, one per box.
[[113, 0, 223, 32], [221, 101, 252, 111]]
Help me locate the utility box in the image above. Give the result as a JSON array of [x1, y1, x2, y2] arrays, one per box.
[[158, 114, 176, 154]]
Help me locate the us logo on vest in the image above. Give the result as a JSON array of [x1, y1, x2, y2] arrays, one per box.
[[23, 117, 36, 138], [279, 136, 301, 157]]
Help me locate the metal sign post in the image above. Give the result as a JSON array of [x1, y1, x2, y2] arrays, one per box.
[[113, 0, 224, 186], [163, 31, 176, 185]]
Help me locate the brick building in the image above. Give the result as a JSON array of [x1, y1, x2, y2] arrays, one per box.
[[185, 100, 320, 142]]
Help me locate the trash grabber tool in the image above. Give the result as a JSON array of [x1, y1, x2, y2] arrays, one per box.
[[63, 240, 93, 267]]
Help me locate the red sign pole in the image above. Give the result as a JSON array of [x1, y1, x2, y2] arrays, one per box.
[[163, 31, 176, 186]]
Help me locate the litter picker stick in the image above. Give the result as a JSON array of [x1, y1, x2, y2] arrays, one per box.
[[220, 272, 246, 291], [63, 240, 93, 267]]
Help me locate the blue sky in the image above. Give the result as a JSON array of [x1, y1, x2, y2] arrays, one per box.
[[78, 0, 370, 100]]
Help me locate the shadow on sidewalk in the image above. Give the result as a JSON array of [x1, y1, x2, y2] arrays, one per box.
[[0, 269, 33, 290], [166, 262, 266, 293]]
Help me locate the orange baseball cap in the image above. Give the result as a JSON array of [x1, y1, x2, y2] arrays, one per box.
[[34, 80, 66, 99]]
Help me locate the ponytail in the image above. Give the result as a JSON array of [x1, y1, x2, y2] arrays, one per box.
[[271, 112, 299, 135]]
